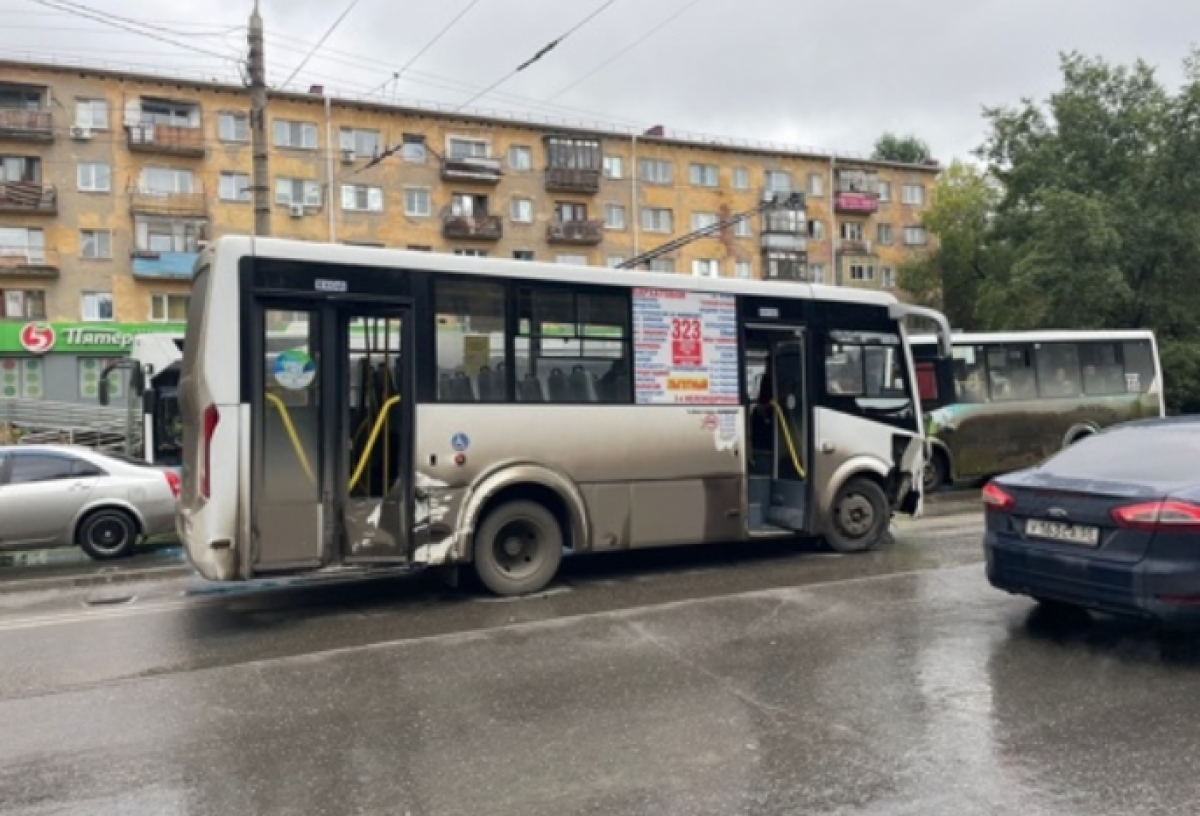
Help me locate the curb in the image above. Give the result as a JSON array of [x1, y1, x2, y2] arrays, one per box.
[[0, 564, 193, 596]]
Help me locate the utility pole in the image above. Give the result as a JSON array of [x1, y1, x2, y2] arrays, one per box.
[[248, 0, 270, 236]]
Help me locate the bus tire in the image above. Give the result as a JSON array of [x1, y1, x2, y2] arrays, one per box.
[[473, 500, 563, 597], [922, 449, 947, 494], [77, 508, 140, 560], [824, 477, 889, 554]]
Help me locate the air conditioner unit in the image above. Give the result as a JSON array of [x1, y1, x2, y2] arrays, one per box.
[[289, 203, 305, 218], [341, 149, 356, 164], [70, 126, 93, 141]]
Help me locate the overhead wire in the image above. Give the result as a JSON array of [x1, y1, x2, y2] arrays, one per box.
[[454, 0, 620, 111], [365, 0, 482, 97], [279, 0, 364, 89], [547, 0, 704, 101]]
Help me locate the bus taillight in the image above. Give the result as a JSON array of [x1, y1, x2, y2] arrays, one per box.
[[201, 404, 219, 499]]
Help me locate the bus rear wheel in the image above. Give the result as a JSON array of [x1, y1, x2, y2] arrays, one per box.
[[473, 500, 563, 597], [824, 477, 889, 554], [922, 450, 947, 494]]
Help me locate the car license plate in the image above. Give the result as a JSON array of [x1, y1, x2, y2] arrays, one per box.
[[1025, 519, 1100, 547]]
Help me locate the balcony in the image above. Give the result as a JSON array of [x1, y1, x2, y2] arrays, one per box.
[[834, 191, 879, 215], [440, 155, 502, 184], [129, 184, 208, 217], [0, 109, 53, 142], [763, 251, 807, 282], [838, 238, 874, 255], [547, 218, 604, 246], [132, 250, 200, 280], [0, 248, 57, 278], [126, 121, 206, 157], [442, 212, 503, 241], [545, 166, 601, 194], [760, 209, 807, 253], [0, 182, 56, 215]]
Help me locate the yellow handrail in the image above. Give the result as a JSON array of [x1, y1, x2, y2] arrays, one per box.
[[349, 395, 401, 492], [771, 400, 807, 480], [265, 392, 315, 484]]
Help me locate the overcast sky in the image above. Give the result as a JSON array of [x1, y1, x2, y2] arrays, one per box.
[[3, 0, 1199, 160]]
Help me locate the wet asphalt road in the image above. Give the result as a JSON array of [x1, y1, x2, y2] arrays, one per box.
[[4, 509, 1200, 815]]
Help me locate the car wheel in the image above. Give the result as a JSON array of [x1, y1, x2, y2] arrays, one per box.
[[77, 509, 139, 560], [824, 477, 890, 554], [922, 450, 947, 494], [473, 500, 563, 597]]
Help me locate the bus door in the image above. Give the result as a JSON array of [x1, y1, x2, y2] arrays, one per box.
[[251, 301, 413, 574], [745, 325, 810, 533]]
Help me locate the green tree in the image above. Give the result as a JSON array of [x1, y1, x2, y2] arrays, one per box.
[[872, 133, 933, 164]]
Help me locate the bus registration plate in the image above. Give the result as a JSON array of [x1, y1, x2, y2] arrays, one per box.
[[1025, 519, 1099, 547]]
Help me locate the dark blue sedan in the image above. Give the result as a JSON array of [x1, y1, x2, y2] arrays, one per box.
[[984, 417, 1200, 626]]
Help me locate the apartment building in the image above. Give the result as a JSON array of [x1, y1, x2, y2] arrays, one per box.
[[0, 59, 937, 337]]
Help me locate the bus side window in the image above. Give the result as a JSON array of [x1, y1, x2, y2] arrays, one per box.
[[953, 346, 987, 403], [1035, 342, 1082, 398], [1080, 342, 1126, 396], [434, 279, 507, 403], [1122, 340, 1155, 393], [988, 344, 1036, 401]]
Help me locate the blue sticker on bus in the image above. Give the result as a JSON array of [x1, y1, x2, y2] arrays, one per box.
[[451, 432, 470, 452]]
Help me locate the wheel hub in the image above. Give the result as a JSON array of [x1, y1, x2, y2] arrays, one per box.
[[837, 494, 874, 537]]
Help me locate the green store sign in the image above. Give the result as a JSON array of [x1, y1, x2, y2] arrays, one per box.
[[0, 322, 185, 355]]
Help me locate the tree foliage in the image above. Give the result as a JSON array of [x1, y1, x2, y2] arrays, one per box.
[[872, 132, 933, 164], [917, 49, 1200, 411]]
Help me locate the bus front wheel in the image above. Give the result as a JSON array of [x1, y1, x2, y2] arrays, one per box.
[[824, 477, 889, 554], [473, 500, 563, 597]]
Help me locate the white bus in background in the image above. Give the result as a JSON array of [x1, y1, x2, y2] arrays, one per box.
[[99, 333, 184, 467], [176, 236, 953, 596]]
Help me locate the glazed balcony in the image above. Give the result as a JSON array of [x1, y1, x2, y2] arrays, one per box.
[[440, 155, 502, 184]]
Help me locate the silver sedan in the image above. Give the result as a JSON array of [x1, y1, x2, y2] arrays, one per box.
[[0, 445, 179, 560]]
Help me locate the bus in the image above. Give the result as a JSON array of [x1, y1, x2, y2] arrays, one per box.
[[99, 333, 184, 467], [176, 236, 953, 595], [912, 330, 1165, 491]]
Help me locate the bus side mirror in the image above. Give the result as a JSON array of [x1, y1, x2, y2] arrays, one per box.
[[130, 366, 146, 397], [98, 377, 110, 406]]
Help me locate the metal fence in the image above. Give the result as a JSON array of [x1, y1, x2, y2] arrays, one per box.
[[0, 399, 141, 455]]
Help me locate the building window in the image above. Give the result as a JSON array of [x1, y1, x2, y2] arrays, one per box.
[[140, 166, 194, 195], [0, 227, 45, 263], [134, 216, 203, 253], [766, 171, 792, 193], [1, 289, 45, 318], [453, 249, 488, 257], [556, 254, 588, 265], [139, 98, 197, 127], [273, 120, 318, 149], [841, 221, 865, 241], [638, 159, 672, 184], [810, 263, 825, 284], [80, 229, 111, 260], [604, 203, 626, 230], [902, 184, 925, 205], [513, 250, 535, 261], [0, 156, 40, 184], [607, 255, 626, 267], [275, 178, 322, 207], [554, 202, 587, 223], [734, 218, 752, 238], [150, 293, 189, 322], [691, 212, 719, 231], [692, 259, 720, 278], [74, 98, 108, 130], [808, 173, 825, 196], [735, 260, 752, 279], [641, 207, 673, 233], [340, 184, 384, 212], [401, 134, 426, 163], [733, 167, 750, 190], [81, 292, 113, 322], [808, 219, 825, 240], [849, 263, 875, 282], [904, 226, 928, 246], [508, 145, 532, 171], [515, 287, 631, 404], [510, 197, 533, 223], [76, 161, 110, 193], [404, 187, 431, 217], [447, 137, 489, 159], [218, 112, 249, 143], [877, 223, 893, 245], [649, 259, 675, 273], [339, 128, 380, 157], [881, 267, 895, 289], [878, 181, 891, 203], [435, 280, 505, 401], [689, 163, 718, 187], [602, 156, 623, 179], [219, 172, 250, 202]]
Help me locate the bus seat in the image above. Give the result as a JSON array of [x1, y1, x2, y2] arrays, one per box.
[[518, 373, 545, 402], [477, 365, 503, 402], [569, 365, 598, 402], [547, 368, 569, 402], [450, 371, 476, 401]]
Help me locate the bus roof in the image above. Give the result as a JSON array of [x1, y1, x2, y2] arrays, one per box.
[[909, 329, 1157, 345], [201, 235, 901, 310]]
